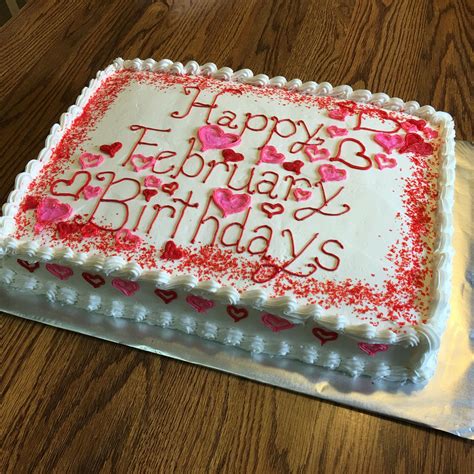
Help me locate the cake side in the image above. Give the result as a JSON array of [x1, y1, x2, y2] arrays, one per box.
[[0, 58, 455, 372]]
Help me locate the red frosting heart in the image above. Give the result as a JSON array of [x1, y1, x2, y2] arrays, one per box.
[[226, 305, 248, 322], [161, 240, 184, 260], [399, 133, 433, 156], [293, 188, 312, 201], [82, 272, 105, 288], [143, 189, 158, 202], [198, 124, 241, 151], [162, 182, 179, 195], [17, 259, 40, 273], [400, 119, 426, 132], [100, 141, 122, 157], [212, 188, 251, 217], [330, 138, 372, 170], [112, 278, 139, 297], [186, 294, 215, 313], [22, 196, 40, 211], [260, 202, 284, 218], [57, 221, 82, 239], [282, 160, 304, 175], [312, 327, 338, 345], [46, 263, 73, 281], [222, 149, 244, 162], [50, 171, 92, 200], [261, 313, 295, 332], [358, 342, 389, 356], [154, 288, 178, 304]]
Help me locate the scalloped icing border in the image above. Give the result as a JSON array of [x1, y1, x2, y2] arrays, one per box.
[[0, 58, 455, 361]]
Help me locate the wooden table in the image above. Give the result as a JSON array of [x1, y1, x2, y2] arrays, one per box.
[[1, 1, 472, 471]]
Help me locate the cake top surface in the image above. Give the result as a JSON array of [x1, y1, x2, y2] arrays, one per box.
[[0, 59, 455, 339]]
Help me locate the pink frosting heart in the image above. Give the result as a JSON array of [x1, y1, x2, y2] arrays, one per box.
[[304, 145, 330, 162], [261, 313, 295, 332], [112, 278, 140, 297], [186, 294, 215, 313], [144, 175, 162, 188], [45, 263, 73, 281], [83, 185, 102, 200], [131, 154, 156, 172], [212, 188, 251, 217], [328, 108, 350, 121], [423, 127, 438, 139], [374, 133, 404, 153], [374, 153, 397, 170], [258, 145, 285, 164], [293, 188, 312, 201], [318, 164, 347, 182], [198, 124, 241, 151], [327, 126, 348, 138], [36, 197, 73, 224], [358, 342, 389, 356], [79, 152, 105, 169]]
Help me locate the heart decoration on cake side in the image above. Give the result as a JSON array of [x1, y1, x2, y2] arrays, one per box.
[[354, 111, 401, 133], [161, 182, 179, 195], [258, 145, 285, 164], [46, 263, 73, 281], [358, 342, 389, 356], [293, 188, 312, 201], [131, 154, 156, 172], [260, 202, 284, 218], [112, 278, 140, 297], [399, 133, 433, 156], [326, 126, 348, 138], [222, 149, 244, 163], [318, 164, 347, 182], [50, 171, 92, 200], [304, 145, 330, 162], [161, 240, 184, 260], [374, 133, 404, 153], [154, 288, 178, 304], [186, 295, 215, 313], [212, 188, 251, 217], [100, 141, 122, 157], [261, 313, 295, 332], [115, 228, 142, 249], [282, 160, 304, 175], [312, 327, 339, 345], [226, 305, 249, 322], [17, 259, 40, 273], [143, 189, 158, 202], [144, 175, 162, 189], [328, 107, 350, 121], [83, 185, 102, 200], [198, 124, 241, 151], [36, 197, 74, 225], [79, 152, 105, 169], [374, 153, 397, 170], [82, 272, 106, 288], [330, 138, 372, 170]]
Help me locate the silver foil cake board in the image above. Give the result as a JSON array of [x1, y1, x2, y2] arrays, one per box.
[[1, 141, 473, 439]]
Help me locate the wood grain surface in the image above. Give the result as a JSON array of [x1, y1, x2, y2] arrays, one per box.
[[1, 0, 473, 472]]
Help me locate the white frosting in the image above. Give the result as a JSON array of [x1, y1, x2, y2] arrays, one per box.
[[0, 58, 455, 381]]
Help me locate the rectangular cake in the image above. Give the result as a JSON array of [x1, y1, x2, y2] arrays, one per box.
[[0, 58, 455, 382]]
